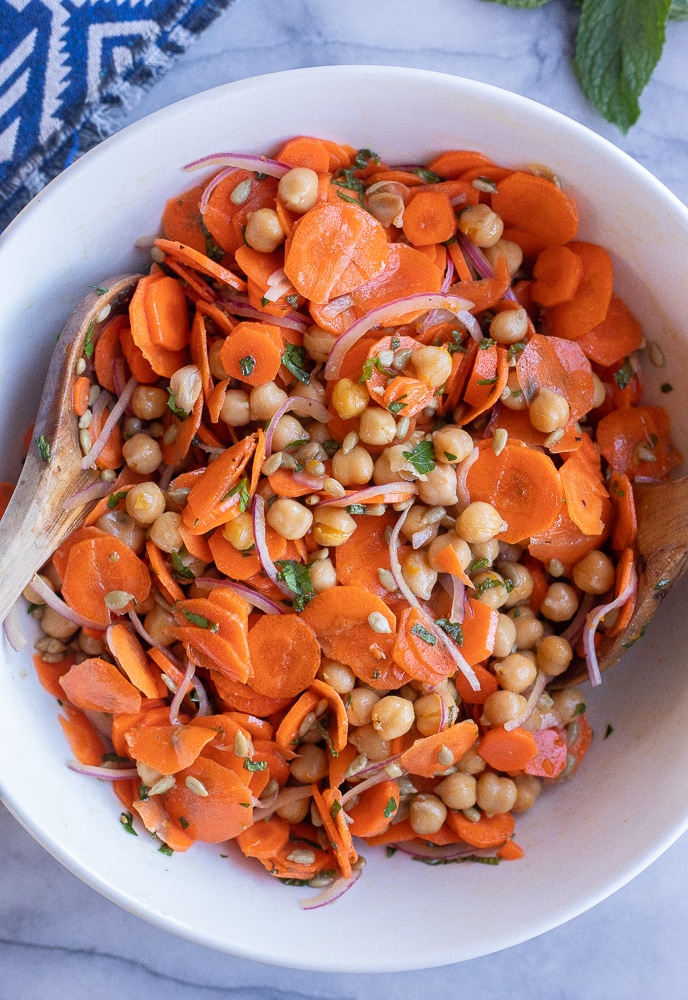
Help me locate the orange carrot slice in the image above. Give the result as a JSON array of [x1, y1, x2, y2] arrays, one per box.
[[61, 535, 151, 626], [59, 657, 142, 714]]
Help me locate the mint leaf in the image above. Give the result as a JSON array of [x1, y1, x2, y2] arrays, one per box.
[[574, 0, 672, 133], [402, 439, 436, 475], [411, 622, 437, 646], [669, 0, 688, 18], [281, 342, 310, 385], [275, 559, 315, 611]]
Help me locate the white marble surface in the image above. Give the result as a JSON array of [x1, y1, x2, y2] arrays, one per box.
[[2, 0, 688, 994]]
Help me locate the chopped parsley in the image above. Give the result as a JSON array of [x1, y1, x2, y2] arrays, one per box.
[[331, 147, 381, 206], [346, 503, 367, 515], [158, 844, 174, 857], [359, 355, 388, 383], [167, 388, 189, 420], [411, 622, 437, 645], [37, 435, 51, 463], [383, 796, 397, 819], [436, 618, 464, 645], [119, 811, 137, 836], [613, 357, 634, 390], [239, 354, 256, 377], [107, 490, 128, 510], [83, 319, 95, 358], [182, 609, 219, 632], [275, 559, 315, 611], [170, 549, 196, 581], [387, 396, 408, 414], [661, 383, 674, 393], [507, 341, 526, 362], [414, 167, 443, 184], [243, 758, 268, 772], [281, 342, 310, 384], [92, 285, 109, 296], [402, 439, 435, 475], [604, 723, 614, 739], [224, 475, 250, 512]]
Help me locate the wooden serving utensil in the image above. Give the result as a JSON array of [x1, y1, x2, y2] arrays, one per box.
[[0, 275, 139, 627], [564, 476, 688, 685]]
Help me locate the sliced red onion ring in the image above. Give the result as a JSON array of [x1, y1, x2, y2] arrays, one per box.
[[583, 563, 639, 687], [449, 574, 466, 623], [504, 669, 551, 732], [128, 611, 184, 672], [263, 396, 331, 457], [184, 152, 291, 178], [317, 481, 418, 508], [340, 766, 405, 809], [324, 292, 474, 381], [194, 578, 285, 615], [221, 293, 308, 331], [390, 841, 489, 861], [252, 783, 314, 822], [169, 656, 197, 725], [455, 445, 479, 510], [199, 165, 237, 214], [262, 267, 296, 303], [64, 480, 113, 512], [300, 865, 363, 910], [561, 592, 595, 646], [3, 599, 27, 651], [252, 494, 292, 597], [411, 525, 435, 550], [30, 572, 105, 631], [454, 232, 518, 303], [347, 751, 405, 782], [441, 253, 456, 293], [67, 761, 139, 780], [81, 376, 138, 470]]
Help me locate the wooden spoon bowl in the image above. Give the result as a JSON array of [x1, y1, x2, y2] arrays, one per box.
[[0, 275, 139, 626]]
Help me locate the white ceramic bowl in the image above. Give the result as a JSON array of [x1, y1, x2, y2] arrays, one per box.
[[1, 66, 688, 972]]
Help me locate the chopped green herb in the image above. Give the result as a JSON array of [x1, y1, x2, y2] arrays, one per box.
[[661, 382, 674, 393], [92, 285, 109, 296], [386, 846, 398, 857], [475, 576, 501, 597], [170, 549, 196, 581], [479, 337, 496, 351], [286, 293, 300, 309], [477, 376, 498, 386], [322, 439, 340, 457], [604, 723, 614, 739], [200, 219, 226, 262], [331, 148, 380, 207], [26, 602, 46, 615], [613, 357, 634, 390], [179, 816, 190, 829], [654, 578, 671, 590], [383, 796, 397, 819], [387, 395, 409, 414], [413, 854, 500, 866], [415, 167, 443, 184], [468, 557, 489, 572], [139, 785, 149, 801], [120, 811, 137, 836], [281, 341, 311, 384], [402, 439, 436, 475], [83, 319, 95, 358], [447, 329, 467, 355], [243, 757, 268, 772], [622, 623, 648, 648], [275, 559, 315, 611], [572, 702, 587, 718], [436, 618, 464, 645], [359, 355, 387, 383], [411, 622, 437, 645], [36, 435, 52, 463], [239, 354, 256, 377], [346, 504, 367, 515], [331, 800, 342, 818], [507, 341, 526, 362], [167, 388, 189, 420], [223, 475, 250, 512], [158, 844, 174, 857], [107, 490, 128, 510], [443, 451, 457, 462], [182, 610, 218, 631]]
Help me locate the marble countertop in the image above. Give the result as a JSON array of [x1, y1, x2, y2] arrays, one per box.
[[2, 0, 688, 995]]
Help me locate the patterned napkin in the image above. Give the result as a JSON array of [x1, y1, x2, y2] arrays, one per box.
[[0, 0, 234, 231]]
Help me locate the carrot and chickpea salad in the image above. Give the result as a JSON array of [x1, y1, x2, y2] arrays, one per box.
[[11, 136, 682, 901]]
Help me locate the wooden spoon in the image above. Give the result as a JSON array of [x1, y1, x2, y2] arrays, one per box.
[[0, 275, 139, 627], [563, 476, 688, 686]]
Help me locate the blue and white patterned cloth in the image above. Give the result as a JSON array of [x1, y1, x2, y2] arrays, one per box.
[[0, 0, 234, 231]]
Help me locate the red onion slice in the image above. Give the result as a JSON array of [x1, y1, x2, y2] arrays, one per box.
[[64, 480, 114, 513], [561, 592, 595, 646], [583, 563, 639, 687], [3, 599, 27, 651], [324, 293, 474, 380], [199, 165, 236, 214], [81, 376, 137, 470], [316, 481, 418, 508], [455, 445, 479, 510], [340, 767, 404, 809], [390, 840, 491, 861], [300, 865, 363, 910], [252, 783, 314, 822], [184, 152, 291, 178], [169, 656, 197, 725], [30, 572, 106, 631], [221, 293, 308, 331], [441, 254, 456, 293], [68, 761, 139, 780], [251, 494, 292, 597], [504, 669, 551, 731], [263, 396, 331, 457], [454, 232, 518, 303], [194, 578, 285, 615], [128, 611, 184, 672]]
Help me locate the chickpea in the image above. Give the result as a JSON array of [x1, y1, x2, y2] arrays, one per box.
[[529, 387, 570, 433], [222, 511, 254, 551], [143, 604, 176, 646], [148, 511, 183, 554], [249, 381, 287, 421], [277, 166, 319, 213], [432, 425, 474, 464], [435, 772, 477, 811], [331, 445, 374, 486], [270, 414, 308, 453], [476, 771, 518, 816], [303, 324, 338, 364], [207, 339, 228, 381], [501, 369, 527, 410], [410, 346, 453, 387], [348, 722, 390, 761], [366, 189, 405, 228], [40, 606, 79, 641], [540, 582, 579, 622], [496, 560, 534, 608], [414, 692, 448, 736], [309, 556, 337, 593], [470, 538, 500, 567], [290, 744, 329, 784], [535, 634, 573, 677], [512, 774, 542, 813], [591, 371, 607, 409], [456, 501, 505, 544], [219, 388, 251, 427], [509, 606, 544, 649], [400, 504, 437, 542], [79, 631, 105, 656], [472, 570, 510, 609], [550, 686, 586, 726], [458, 203, 504, 248], [122, 433, 162, 475], [572, 549, 615, 595], [371, 695, 415, 740], [125, 482, 165, 527], [489, 307, 529, 345], [483, 689, 527, 725], [95, 509, 146, 553], [319, 659, 355, 695], [494, 652, 538, 693], [483, 238, 523, 276], [427, 531, 472, 574], [170, 364, 202, 414], [418, 462, 459, 507], [409, 793, 447, 836], [401, 550, 438, 600], [493, 612, 517, 658], [244, 207, 285, 253], [266, 497, 313, 540], [358, 406, 397, 446], [312, 507, 357, 547], [456, 747, 485, 775], [276, 795, 311, 824], [131, 385, 168, 421], [331, 377, 368, 419], [346, 687, 380, 727], [372, 444, 416, 485]]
